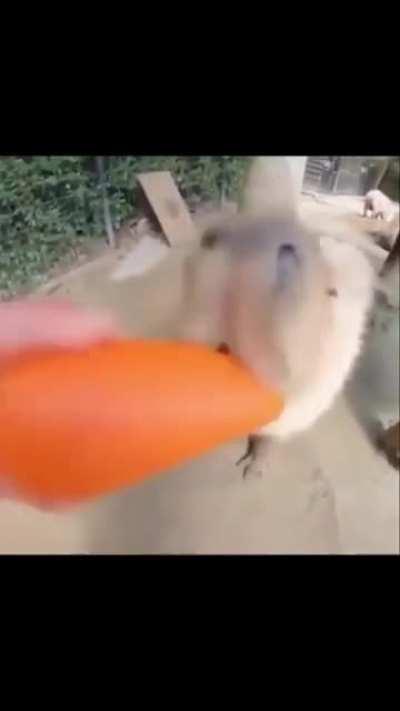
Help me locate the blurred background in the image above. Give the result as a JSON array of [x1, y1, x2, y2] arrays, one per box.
[[1, 156, 398, 300]]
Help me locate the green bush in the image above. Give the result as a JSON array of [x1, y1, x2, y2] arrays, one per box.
[[0, 156, 247, 298]]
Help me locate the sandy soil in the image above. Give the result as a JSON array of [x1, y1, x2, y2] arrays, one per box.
[[0, 196, 398, 554]]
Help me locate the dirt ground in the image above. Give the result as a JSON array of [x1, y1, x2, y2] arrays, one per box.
[[0, 195, 398, 554]]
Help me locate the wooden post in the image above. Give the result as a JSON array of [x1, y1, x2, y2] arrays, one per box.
[[287, 157, 307, 197], [373, 158, 390, 190], [95, 157, 116, 248], [136, 172, 197, 246]]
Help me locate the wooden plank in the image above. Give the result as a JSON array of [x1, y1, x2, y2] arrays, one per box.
[[136, 172, 197, 247]]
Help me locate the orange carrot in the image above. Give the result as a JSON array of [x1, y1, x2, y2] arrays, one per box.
[[0, 340, 283, 505]]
